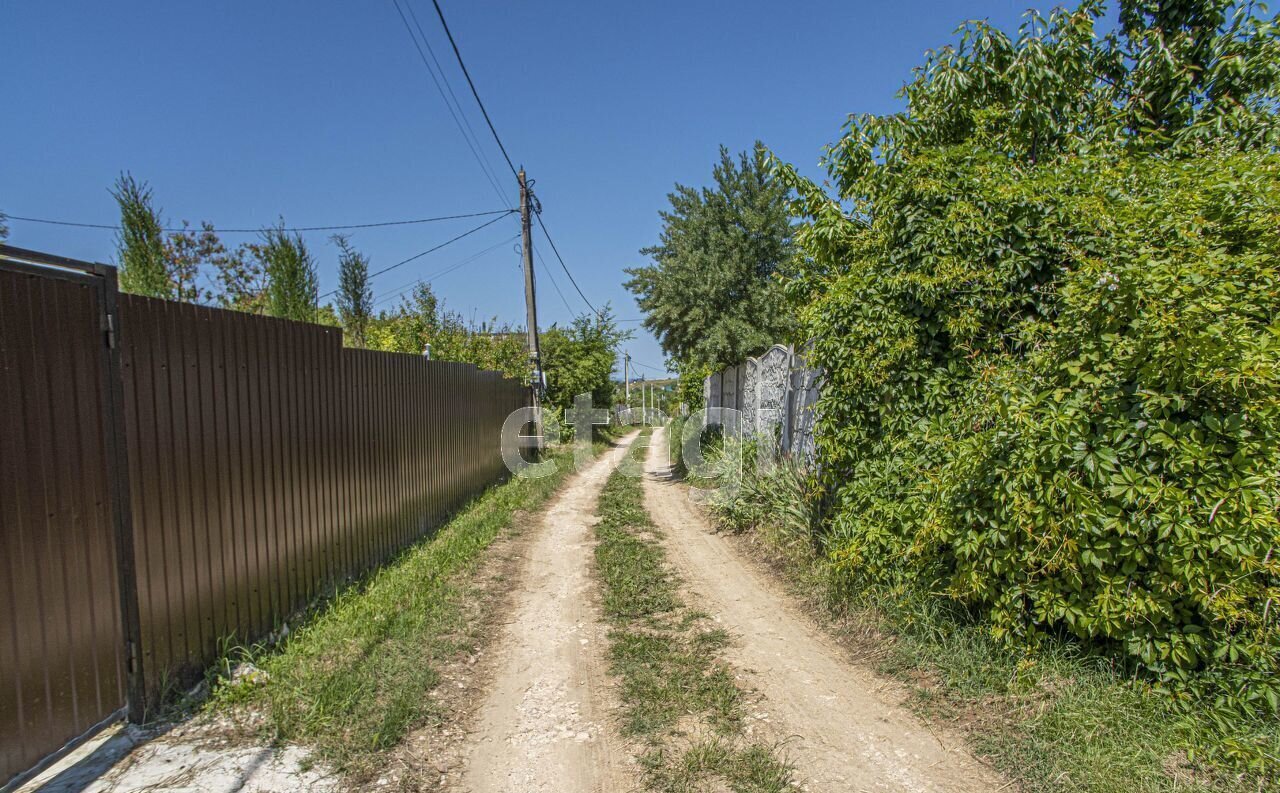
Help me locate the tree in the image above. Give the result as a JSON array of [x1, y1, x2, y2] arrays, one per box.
[[109, 174, 258, 307], [0, 211, 8, 241], [774, 0, 1280, 727], [539, 306, 632, 411], [163, 220, 235, 304], [257, 221, 318, 322], [368, 282, 439, 354], [112, 173, 170, 298], [626, 144, 794, 371], [433, 317, 526, 379], [332, 234, 373, 347], [365, 282, 528, 379], [210, 242, 267, 313], [673, 358, 709, 411], [1118, 0, 1280, 142]]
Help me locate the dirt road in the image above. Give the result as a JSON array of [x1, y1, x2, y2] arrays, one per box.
[[457, 434, 638, 793], [30, 429, 1006, 793], [641, 428, 1005, 792]]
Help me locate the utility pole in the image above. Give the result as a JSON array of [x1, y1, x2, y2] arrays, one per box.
[[519, 168, 543, 444], [624, 350, 631, 402]]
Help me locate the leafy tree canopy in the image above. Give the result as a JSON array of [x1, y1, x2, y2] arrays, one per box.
[[540, 306, 631, 411], [626, 143, 794, 371], [772, 0, 1280, 751], [366, 282, 528, 380], [111, 173, 264, 308]]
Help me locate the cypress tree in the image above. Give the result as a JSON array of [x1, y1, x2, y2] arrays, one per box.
[[259, 221, 318, 322], [112, 173, 170, 298], [332, 234, 372, 346]]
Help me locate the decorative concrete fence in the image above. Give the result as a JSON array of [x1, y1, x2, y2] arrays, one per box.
[[702, 344, 819, 462]]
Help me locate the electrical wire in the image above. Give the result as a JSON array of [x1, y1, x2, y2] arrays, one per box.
[[391, 0, 508, 203], [417, 0, 603, 327], [372, 233, 519, 308], [400, 0, 506, 197], [535, 250, 575, 317], [533, 210, 600, 317], [429, 0, 518, 178], [629, 359, 667, 373], [319, 210, 515, 299], [374, 233, 516, 307], [4, 209, 513, 234]]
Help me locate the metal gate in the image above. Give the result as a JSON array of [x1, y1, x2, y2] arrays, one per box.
[[0, 246, 141, 789]]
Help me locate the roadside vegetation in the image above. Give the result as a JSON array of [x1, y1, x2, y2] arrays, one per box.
[[674, 419, 1277, 792], [593, 435, 793, 792], [624, 144, 795, 375], [207, 442, 592, 781], [105, 172, 629, 389], [650, 1, 1280, 788]]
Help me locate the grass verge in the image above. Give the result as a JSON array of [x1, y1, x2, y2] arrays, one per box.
[[684, 429, 1278, 793], [593, 433, 794, 793], [207, 443, 590, 781]]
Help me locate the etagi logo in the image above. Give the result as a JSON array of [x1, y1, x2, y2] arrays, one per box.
[[498, 393, 760, 503]]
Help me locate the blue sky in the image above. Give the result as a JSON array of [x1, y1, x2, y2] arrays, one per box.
[[2, 0, 1043, 377]]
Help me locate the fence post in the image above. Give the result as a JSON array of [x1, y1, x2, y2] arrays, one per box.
[[93, 262, 147, 723]]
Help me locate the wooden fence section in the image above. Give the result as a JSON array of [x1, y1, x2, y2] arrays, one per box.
[[117, 296, 527, 703]]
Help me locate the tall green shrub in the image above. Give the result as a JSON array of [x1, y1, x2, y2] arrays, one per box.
[[774, 0, 1280, 715], [258, 222, 318, 322], [112, 173, 171, 298], [540, 307, 631, 411], [364, 282, 529, 379], [332, 234, 372, 347]]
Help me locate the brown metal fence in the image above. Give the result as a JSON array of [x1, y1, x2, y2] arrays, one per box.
[[1, 247, 528, 787], [0, 251, 138, 789], [118, 296, 526, 702]]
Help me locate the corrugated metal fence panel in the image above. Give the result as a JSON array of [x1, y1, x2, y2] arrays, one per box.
[[116, 297, 526, 701], [1, 268, 126, 784]]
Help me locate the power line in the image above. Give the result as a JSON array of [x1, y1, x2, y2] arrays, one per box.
[[629, 358, 667, 373], [391, 0, 508, 203], [363, 210, 513, 280], [374, 233, 517, 307], [372, 233, 519, 308], [4, 208, 513, 234], [533, 211, 600, 317], [419, 0, 603, 328], [400, 0, 506, 197], [319, 210, 515, 299], [535, 251, 575, 317], [429, 0, 518, 178]]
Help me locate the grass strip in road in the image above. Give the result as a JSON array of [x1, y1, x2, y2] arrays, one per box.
[[208, 444, 589, 780], [593, 437, 794, 793]]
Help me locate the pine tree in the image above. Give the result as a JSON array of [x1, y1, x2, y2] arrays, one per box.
[[332, 234, 373, 347], [112, 173, 170, 298]]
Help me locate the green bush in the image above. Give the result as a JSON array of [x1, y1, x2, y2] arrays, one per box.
[[812, 151, 1280, 703], [667, 416, 687, 476], [773, 0, 1280, 735]]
